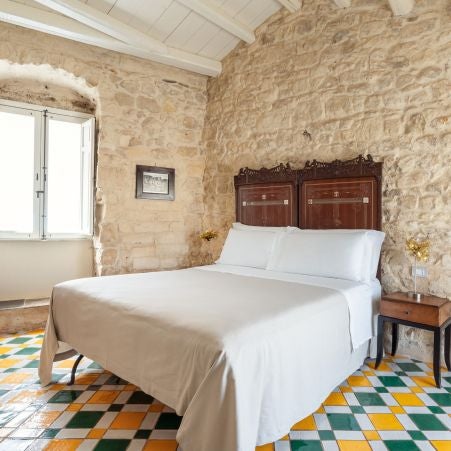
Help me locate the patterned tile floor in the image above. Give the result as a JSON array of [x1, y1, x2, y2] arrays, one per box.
[[0, 331, 449, 451]]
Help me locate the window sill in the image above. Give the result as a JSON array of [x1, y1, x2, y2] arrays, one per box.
[[0, 236, 93, 242]]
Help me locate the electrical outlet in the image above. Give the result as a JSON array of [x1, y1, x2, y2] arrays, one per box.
[[412, 266, 428, 278]]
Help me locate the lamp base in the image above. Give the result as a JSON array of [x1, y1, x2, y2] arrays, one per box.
[[407, 291, 423, 302]]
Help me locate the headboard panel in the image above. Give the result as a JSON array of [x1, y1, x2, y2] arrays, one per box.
[[299, 155, 382, 230], [234, 164, 297, 227]]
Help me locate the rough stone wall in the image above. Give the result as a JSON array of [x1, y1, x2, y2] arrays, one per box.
[[0, 22, 208, 275], [202, 0, 451, 362]]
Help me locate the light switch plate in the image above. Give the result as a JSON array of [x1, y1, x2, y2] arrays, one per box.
[[412, 266, 428, 278]]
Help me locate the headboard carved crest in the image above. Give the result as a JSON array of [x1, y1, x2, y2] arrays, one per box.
[[235, 163, 297, 185]]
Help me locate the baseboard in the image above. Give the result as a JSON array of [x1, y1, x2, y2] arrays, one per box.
[[0, 303, 49, 335]]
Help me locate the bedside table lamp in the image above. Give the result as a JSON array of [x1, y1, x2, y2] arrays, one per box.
[[406, 236, 430, 301]]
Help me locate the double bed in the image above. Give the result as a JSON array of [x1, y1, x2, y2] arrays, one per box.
[[40, 155, 384, 451]]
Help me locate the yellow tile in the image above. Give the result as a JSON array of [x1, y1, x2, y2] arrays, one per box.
[[23, 411, 61, 428], [0, 358, 20, 368], [392, 393, 424, 406], [411, 376, 436, 388], [66, 404, 83, 412], [73, 374, 98, 385], [338, 441, 371, 451], [340, 386, 353, 393], [389, 406, 405, 414], [143, 440, 178, 451], [9, 390, 45, 403], [149, 403, 165, 412], [125, 384, 137, 391], [45, 439, 83, 451], [0, 373, 33, 384], [256, 444, 274, 451], [56, 360, 77, 369], [363, 430, 380, 441], [0, 347, 13, 355], [410, 386, 424, 393], [324, 392, 348, 406], [363, 370, 375, 376], [368, 413, 404, 430], [348, 376, 371, 387], [291, 415, 316, 431], [50, 384, 66, 391], [87, 428, 106, 439], [431, 441, 451, 451], [367, 361, 392, 372], [315, 406, 326, 414], [280, 435, 289, 441], [88, 390, 120, 404], [110, 412, 146, 429]]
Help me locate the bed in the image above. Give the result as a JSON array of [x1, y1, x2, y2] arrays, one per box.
[[40, 155, 384, 451]]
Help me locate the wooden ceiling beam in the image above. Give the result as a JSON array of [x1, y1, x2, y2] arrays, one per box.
[[275, 0, 301, 13], [176, 0, 255, 44]]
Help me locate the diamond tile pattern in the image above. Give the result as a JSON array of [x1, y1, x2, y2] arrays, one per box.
[[0, 331, 450, 450]]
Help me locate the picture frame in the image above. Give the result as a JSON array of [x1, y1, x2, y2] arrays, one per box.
[[136, 165, 175, 200]]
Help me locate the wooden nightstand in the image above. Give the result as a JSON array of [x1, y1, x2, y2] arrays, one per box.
[[375, 292, 451, 388]]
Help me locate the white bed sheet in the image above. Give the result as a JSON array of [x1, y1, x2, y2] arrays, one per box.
[[200, 264, 381, 350], [40, 267, 379, 451]]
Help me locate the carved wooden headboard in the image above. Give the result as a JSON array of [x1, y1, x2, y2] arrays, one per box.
[[234, 155, 382, 231]]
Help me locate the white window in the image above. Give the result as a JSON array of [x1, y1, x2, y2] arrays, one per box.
[[0, 100, 95, 240]]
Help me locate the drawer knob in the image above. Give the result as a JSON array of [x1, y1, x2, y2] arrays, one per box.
[[405, 311, 410, 315]]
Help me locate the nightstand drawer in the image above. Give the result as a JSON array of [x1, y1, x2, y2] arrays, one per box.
[[380, 301, 438, 326]]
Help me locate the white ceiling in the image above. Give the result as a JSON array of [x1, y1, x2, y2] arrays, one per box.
[[0, 1, 415, 76]]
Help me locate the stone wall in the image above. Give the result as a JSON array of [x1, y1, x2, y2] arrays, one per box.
[[0, 22, 208, 275], [202, 0, 451, 361]]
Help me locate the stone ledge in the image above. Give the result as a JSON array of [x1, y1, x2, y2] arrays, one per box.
[[0, 304, 49, 335]]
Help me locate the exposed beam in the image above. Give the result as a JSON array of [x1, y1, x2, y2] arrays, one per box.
[[387, 0, 414, 15], [176, 0, 254, 44], [333, 0, 351, 8], [0, 0, 221, 76], [33, 0, 167, 54], [276, 0, 301, 13]]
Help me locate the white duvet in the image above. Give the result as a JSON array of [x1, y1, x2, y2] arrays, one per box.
[[40, 265, 379, 451]]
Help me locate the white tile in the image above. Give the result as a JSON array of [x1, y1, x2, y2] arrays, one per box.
[[0, 428, 13, 438], [415, 442, 435, 451], [49, 411, 76, 428], [313, 413, 331, 430], [344, 393, 359, 406], [9, 428, 43, 438], [322, 441, 339, 451], [403, 406, 431, 414], [25, 439, 52, 451], [379, 393, 398, 406], [121, 404, 149, 412], [127, 439, 146, 451], [56, 428, 90, 439], [0, 439, 33, 451], [141, 412, 159, 429], [355, 413, 374, 430], [436, 414, 451, 430], [150, 429, 178, 439], [76, 391, 96, 404], [78, 439, 100, 451], [115, 391, 133, 404], [81, 404, 110, 411], [274, 441, 291, 451], [386, 387, 411, 393], [423, 430, 451, 440], [378, 431, 411, 440], [324, 406, 351, 413], [367, 376, 383, 387], [41, 403, 68, 412], [289, 431, 301, 440], [298, 431, 319, 440], [333, 431, 365, 440], [353, 387, 377, 393], [369, 442, 387, 451], [96, 412, 118, 429], [103, 429, 136, 439], [396, 414, 418, 430], [400, 376, 417, 386], [363, 406, 391, 414], [5, 411, 34, 428]]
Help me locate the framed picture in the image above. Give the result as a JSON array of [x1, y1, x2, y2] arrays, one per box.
[[136, 165, 175, 200]]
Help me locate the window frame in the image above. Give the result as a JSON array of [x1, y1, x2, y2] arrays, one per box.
[[0, 99, 95, 241]]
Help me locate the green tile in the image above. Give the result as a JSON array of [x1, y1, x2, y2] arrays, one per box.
[[397, 363, 423, 372], [428, 406, 445, 414], [155, 412, 182, 429], [94, 439, 130, 451], [291, 440, 323, 451], [0, 390, 7, 397], [350, 406, 365, 414], [318, 430, 335, 440], [355, 392, 385, 406], [375, 387, 388, 393], [326, 413, 360, 431], [13, 347, 40, 355], [7, 337, 32, 344], [47, 390, 83, 403], [40, 428, 60, 438], [409, 414, 448, 431], [126, 391, 154, 404], [384, 440, 420, 451], [408, 430, 427, 440], [134, 429, 151, 439], [24, 360, 40, 368], [0, 411, 17, 427], [66, 411, 104, 429], [428, 393, 451, 407], [378, 376, 406, 387], [88, 362, 103, 369]]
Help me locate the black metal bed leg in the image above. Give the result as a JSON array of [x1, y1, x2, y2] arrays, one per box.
[[68, 354, 84, 386]]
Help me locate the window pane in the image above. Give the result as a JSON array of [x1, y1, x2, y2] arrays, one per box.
[[0, 110, 35, 234], [47, 119, 83, 234]]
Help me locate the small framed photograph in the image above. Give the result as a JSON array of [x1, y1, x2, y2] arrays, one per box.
[[136, 165, 175, 200]]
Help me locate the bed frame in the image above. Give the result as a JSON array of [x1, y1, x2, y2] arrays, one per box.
[[235, 154, 382, 231]]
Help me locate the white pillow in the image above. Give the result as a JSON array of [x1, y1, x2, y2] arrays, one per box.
[[287, 227, 385, 280], [233, 222, 288, 232], [267, 231, 369, 282], [217, 228, 279, 269]]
